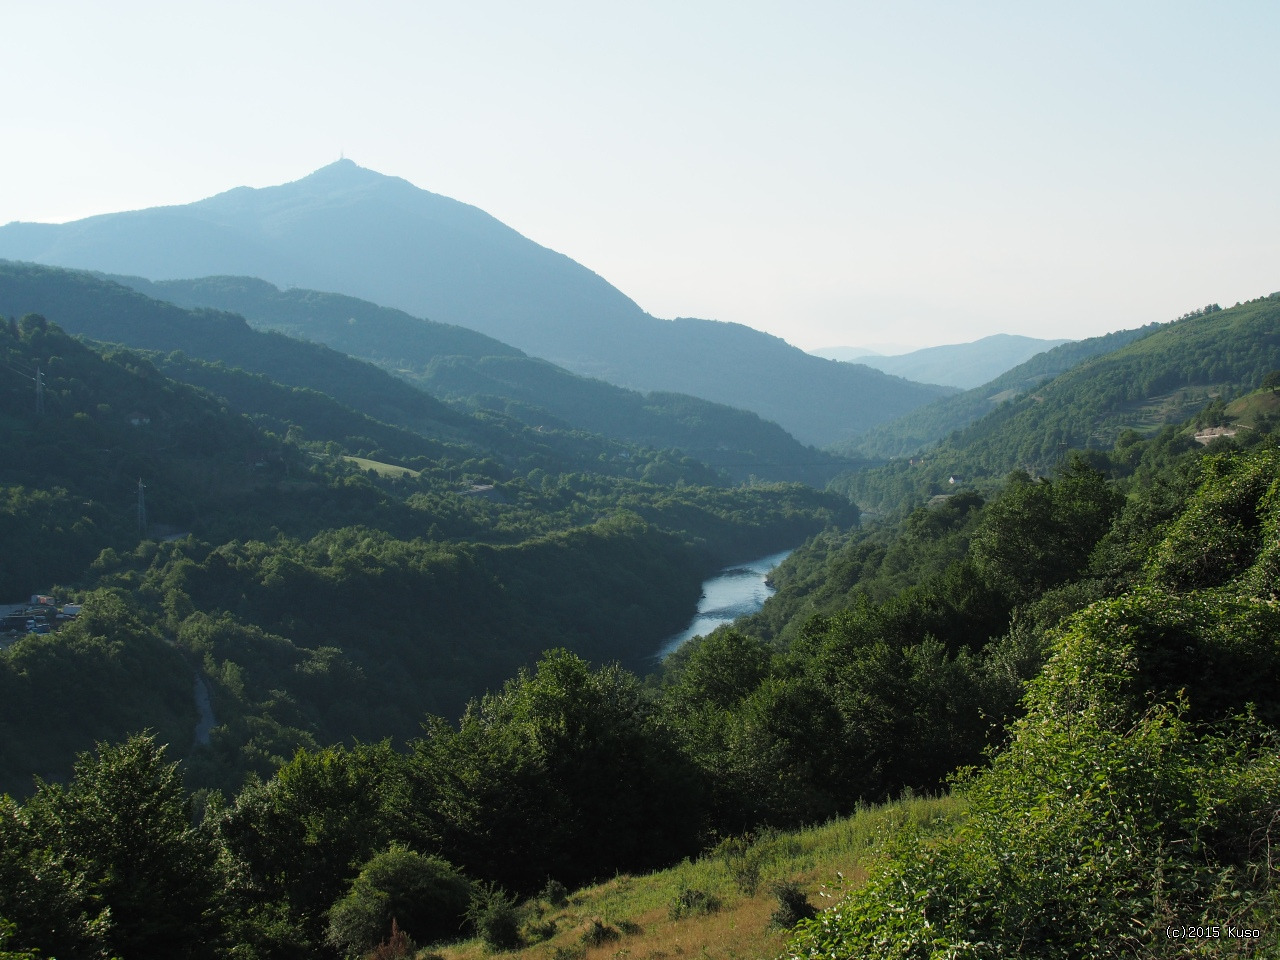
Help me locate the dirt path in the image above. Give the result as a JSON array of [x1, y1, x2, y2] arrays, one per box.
[[193, 672, 216, 747]]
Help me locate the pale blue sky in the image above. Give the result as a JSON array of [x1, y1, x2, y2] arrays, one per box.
[[4, 1, 1277, 349]]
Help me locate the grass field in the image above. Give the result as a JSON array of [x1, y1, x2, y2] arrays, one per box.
[[1224, 388, 1280, 427], [427, 793, 965, 960], [344, 455, 421, 478]]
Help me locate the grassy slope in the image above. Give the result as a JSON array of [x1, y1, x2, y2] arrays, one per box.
[[432, 794, 964, 960], [1223, 387, 1280, 427], [343, 455, 421, 478]]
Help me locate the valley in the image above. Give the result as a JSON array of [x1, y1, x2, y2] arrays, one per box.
[[0, 172, 1278, 960]]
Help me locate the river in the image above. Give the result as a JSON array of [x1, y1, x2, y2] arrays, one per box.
[[656, 547, 794, 659]]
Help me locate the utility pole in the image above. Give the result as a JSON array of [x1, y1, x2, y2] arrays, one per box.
[[137, 478, 147, 538], [35, 364, 44, 416]]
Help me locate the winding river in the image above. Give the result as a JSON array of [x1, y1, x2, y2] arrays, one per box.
[[657, 547, 794, 659]]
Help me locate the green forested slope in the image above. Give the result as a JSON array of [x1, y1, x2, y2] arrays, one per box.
[[786, 442, 1280, 959], [148, 351, 710, 490], [112, 271, 850, 484], [0, 314, 295, 594], [840, 322, 1163, 460], [118, 273, 522, 362], [2, 354, 1277, 958], [0, 260, 470, 438], [838, 297, 1280, 513], [0, 315, 854, 801]]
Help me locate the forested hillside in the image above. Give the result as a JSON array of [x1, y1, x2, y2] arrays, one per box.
[[3, 272, 1279, 958], [0, 314, 854, 802], [838, 297, 1280, 513], [0, 261, 471, 438], [114, 272, 848, 484], [118, 273, 522, 362], [839, 322, 1163, 460], [0, 160, 954, 446], [0, 261, 846, 483], [4, 322, 1277, 958], [0, 313, 293, 594]]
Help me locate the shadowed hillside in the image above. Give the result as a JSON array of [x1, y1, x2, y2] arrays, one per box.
[[107, 272, 851, 484], [0, 161, 952, 445]]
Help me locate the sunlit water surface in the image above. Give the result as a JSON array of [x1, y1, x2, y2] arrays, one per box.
[[657, 547, 794, 659]]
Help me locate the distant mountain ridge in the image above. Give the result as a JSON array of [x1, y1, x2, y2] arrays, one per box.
[[836, 296, 1280, 511], [838, 324, 1164, 460], [0, 261, 469, 439], [0, 261, 843, 484], [113, 271, 848, 484], [810, 346, 888, 361], [813, 334, 1071, 388], [0, 160, 952, 446]]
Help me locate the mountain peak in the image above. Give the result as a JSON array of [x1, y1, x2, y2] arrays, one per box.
[[292, 157, 390, 189], [311, 157, 365, 176], [0, 164, 951, 445], [191, 159, 405, 214]]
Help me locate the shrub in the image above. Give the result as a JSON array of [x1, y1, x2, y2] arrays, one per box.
[[326, 846, 472, 956], [669, 887, 722, 920], [785, 702, 1280, 958], [579, 918, 620, 946], [367, 918, 415, 960], [0, 919, 40, 960], [715, 834, 762, 895], [466, 882, 522, 951], [769, 880, 815, 929], [525, 916, 557, 942], [541, 877, 569, 908]]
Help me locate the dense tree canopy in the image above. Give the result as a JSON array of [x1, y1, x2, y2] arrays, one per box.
[[5, 277, 1280, 958]]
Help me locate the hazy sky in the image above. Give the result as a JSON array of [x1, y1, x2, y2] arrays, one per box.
[[4, 1, 1277, 351]]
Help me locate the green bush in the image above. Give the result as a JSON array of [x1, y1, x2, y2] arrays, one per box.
[[326, 846, 472, 956], [579, 918, 620, 946], [0, 919, 40, 960], [524, 915, 557, 942], [716, 834, 763, 895], [466, 882, 522, 951], [786, 692, 1280, 958], [540, 878, 569, 908], [1146, 449, 1279, 591], [669, 887, 722, 920], [769, 879, 815, 929]]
